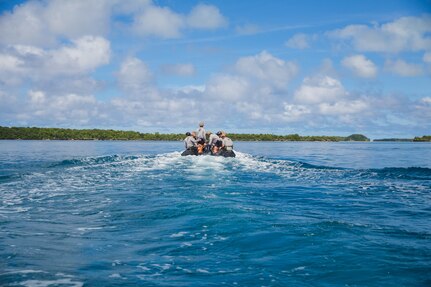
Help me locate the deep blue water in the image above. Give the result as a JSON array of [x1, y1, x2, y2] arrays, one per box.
[[0, 140, 430, 287]]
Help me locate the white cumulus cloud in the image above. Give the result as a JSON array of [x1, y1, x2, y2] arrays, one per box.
[[235, 24, 261, 35], [131, 3, 228, 39], [342, 54, 377, 78], [329, 15, 431, 53], [44, 0, 111, 39], [28, 90, 47, 105], [282, 103, 311, 121], [203, 51, 299, 124], [205, 51, 298, 110], [206, 74, 250, 101], [0, 0, 229, 46], [384, 59, 423, 77], [47, 36, 111, 75], [187, 4, 228, 29], [132, 5, 185, 38], [233, 51, 298, 89], [0, 53, 24, 75], [294, 75, 348, 104], [0, 1, 52, 47], [0, 36, 111, 85], [318, 99, 368, 115], [161, 64, 195, 76], [24, 90, 101, 125], [0, 0, 113, 47], [285, 33, 315, 49], [117, 57, 158, 100]]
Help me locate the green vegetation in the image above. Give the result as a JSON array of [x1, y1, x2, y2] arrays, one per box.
[[373, 135, 431, 142], [374, 136, 431, 142], [229, 133, 351, 142], [0, 126, 184, 141], [344, 134, 370, 142], [373, 138, 413, 142], [0, 126, 371, 142], [413, 135, 431, 142]]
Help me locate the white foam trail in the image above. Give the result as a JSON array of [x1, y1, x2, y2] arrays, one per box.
[[234, 151, 288, 173], [76, 227, 103, 232], [170, 231, 188, 238], [51, 151, 283, 177], [20, 278, 83, 287], [108, 273, 122, 278], [101, 150, 297, 183], [129, 152, 232, 178]]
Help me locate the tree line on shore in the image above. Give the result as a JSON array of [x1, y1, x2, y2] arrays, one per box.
[[373, 135, 431, 142], [412, 135, 431, 142], [0, 126, 428, 142]]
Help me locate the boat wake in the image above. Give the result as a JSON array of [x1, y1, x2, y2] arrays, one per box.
[[2, 151, 431, 187]]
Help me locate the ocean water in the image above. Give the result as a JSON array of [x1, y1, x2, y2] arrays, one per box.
[[0, 140, 430, 287]]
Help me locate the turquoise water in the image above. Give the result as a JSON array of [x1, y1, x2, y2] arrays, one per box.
[[0, 141, 430, 286]]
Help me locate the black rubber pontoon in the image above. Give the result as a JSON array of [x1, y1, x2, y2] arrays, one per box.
[[181, 149, 235, 157]]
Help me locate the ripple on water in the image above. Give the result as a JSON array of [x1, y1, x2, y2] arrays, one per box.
[[1, 148, 431, 286]]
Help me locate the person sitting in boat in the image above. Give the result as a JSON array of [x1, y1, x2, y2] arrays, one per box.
[[204, 131, 212, 153], [182, 131, 198, 156], [214, 131, 225, 154], [196, 138, 206, 155], [207, 131, 221, 154], [220, 131, 235, 157], [196, 121, 206, 142]]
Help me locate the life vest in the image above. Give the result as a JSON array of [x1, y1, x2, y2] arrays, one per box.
[[197, 144, 204, 154]]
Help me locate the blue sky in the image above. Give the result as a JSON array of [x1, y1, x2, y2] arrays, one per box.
[[0, 0, 430, 138]]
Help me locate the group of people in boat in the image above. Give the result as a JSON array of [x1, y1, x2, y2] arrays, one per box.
[[182, 122, 236, 157]]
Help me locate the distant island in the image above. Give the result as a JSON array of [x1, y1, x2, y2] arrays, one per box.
[[0, 126, 376, 142], [373, 138, 413, 142], [1, 126, 429, 142], [412, 136, 431, 142], [374, 136, 431, 142]]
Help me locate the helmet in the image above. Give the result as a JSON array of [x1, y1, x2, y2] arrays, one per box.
[[186, 132, 191, 136], [216, 131, 222, 136], [199, 121, 204, 127]]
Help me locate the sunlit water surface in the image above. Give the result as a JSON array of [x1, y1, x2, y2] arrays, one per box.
[[0, 141, 430, 286]]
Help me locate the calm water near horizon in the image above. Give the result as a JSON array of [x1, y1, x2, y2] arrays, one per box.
[[0, 141, 430, 286]]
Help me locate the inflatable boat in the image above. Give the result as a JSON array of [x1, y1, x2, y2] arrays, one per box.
[[181, 148, 236, 157]]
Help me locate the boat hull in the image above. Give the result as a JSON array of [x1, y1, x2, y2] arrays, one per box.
[[181, 149, 236, 157]]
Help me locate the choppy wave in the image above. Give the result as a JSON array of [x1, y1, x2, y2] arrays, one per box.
[[367, 166, 431, 180], [0, 270, 83, 287], [50, 154, 142, 168]]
